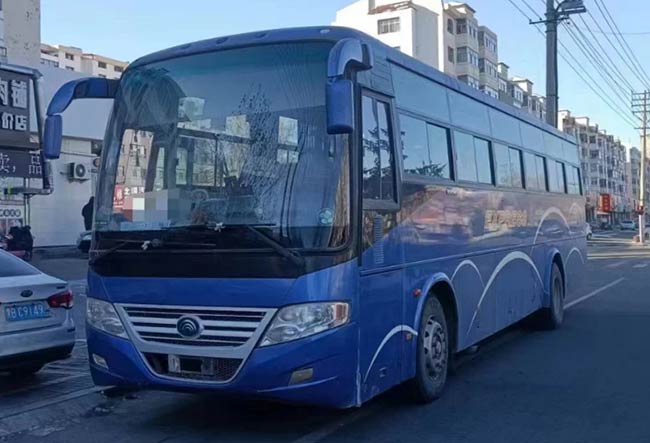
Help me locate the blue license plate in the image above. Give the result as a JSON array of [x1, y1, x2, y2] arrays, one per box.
[[4, 302, 51, 322]]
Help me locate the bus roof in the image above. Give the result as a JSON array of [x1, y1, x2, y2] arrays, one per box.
[[129, 26, 576, 146]]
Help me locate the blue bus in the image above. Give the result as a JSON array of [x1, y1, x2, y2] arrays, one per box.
[[43, 27, 586, 408]]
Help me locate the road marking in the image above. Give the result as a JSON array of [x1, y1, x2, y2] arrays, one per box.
[[566, 278, 625, 309], [633, 263, 649, 268], [606, 261, 625, 268], [290, 404, 381, 443]]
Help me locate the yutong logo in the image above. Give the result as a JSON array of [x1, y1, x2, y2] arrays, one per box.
[[176, 316, 201, 339]]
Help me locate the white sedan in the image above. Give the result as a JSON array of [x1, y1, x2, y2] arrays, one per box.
[[0, 250, 75, 376]]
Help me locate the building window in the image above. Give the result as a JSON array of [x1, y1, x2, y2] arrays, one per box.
[[447, 18, 454, 34], [448, 47, 454, 63], [40, 58, 59, 68], [65, 66, 75, 71], [98, 61, 107, 69], [0, 47, 6, 57], [456, 18, 467, 34], [98, 74, 107, 78], [457, 47, 478, 66], [378, 17, 400, 34], [114, 65, 124, 73], [457, 47, 468, 63], [65, 53, 75, 60]]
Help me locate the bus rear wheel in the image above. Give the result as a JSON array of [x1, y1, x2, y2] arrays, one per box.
[[535, 263, 564, 330], [406, 295, 449, 403]]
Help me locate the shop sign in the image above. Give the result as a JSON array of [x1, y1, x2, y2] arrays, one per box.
[[0, 148, 43, 179], [0, 69, 32, 149]]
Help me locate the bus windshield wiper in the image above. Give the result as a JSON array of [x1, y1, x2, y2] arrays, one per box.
[[240, 224, 304, 267], [164, 223, 304, 267], [89, 239, 144, 265], [89, 237, 217, 265]]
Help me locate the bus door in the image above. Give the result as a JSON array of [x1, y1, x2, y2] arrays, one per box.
[[358, 92, 404, 398]]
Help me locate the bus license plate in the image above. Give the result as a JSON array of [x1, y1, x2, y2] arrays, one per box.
[[4, 302, 51, 322]]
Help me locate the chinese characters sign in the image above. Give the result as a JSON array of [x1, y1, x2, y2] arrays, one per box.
[[0, 70, 31, 149], [599, 193, 612, 213], [0, 149, 43, 179]]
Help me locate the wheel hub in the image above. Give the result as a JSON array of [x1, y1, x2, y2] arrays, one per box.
[[422, 316, 447, 381]]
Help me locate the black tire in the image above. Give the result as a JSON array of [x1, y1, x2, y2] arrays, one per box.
[[9, 363, 44, 377], [406, 295, 449, 403], [535, 263, 565, 330]]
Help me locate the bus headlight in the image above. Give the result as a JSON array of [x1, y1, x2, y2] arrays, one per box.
[[260, 302, 350, 347], [86, 298, 128, 339]]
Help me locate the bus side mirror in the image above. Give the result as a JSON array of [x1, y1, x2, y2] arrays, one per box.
[[327, 79, 354, 135], [326, 38, 373, 135], [43, 115, 62, 159], [43, 77, 118, 159]]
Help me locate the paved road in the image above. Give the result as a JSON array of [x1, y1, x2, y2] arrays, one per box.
[[2, 234, 650, 442]]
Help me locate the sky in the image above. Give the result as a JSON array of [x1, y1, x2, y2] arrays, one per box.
[[41, 0, 650, 146]]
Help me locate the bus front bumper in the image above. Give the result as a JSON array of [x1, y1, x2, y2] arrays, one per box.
[[86, 324, 358, 408]]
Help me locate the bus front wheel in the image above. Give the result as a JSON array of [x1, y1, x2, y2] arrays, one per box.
[[406, 295, 449, 403]]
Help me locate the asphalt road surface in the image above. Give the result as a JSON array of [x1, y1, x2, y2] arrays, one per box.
[[2, 232, 649, 443]]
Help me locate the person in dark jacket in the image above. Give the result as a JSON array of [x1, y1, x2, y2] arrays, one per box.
[[82, 197, 94, 231]]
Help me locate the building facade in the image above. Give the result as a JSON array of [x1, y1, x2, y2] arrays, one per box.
[[560, 110, 630, 224], [333, 0, 546, 120], [40, 44, 127, 79], [0, 0, 113, 247]]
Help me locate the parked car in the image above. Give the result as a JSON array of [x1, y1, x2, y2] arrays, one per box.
[[619, 220, 636, 230], [76, 230, 91, 254], [0, 249, 75, 376], [586, 223, 593, 240]]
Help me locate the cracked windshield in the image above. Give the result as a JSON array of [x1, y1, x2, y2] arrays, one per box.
[[96, 42, 349, 248]]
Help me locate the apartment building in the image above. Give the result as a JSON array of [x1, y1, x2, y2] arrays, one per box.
[[40, 43, 127, 79], [560, 110, 630, 223], [333, 0, 546, 120], [0, 0, 41, 65]]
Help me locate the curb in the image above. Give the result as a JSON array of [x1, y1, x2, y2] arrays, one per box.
[[33, 247, 85, 260]]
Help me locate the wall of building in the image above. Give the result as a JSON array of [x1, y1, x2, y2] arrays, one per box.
[[413, 4, 440, 68], [3, 0, 40, 66], [28, 138, 96, 246]]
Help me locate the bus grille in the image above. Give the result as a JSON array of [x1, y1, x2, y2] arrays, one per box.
[[120, 305, 270, 348]]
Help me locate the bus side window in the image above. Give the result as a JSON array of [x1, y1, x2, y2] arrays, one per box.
[[362, 94, 397, 204]]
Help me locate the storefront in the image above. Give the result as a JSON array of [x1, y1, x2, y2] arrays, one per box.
[[0, 65, 47, 237]]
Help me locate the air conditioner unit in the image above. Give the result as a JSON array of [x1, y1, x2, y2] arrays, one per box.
[[67, 162, 90, 180]]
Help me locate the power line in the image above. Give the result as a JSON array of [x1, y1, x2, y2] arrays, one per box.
[[572, 14, 636, 91], [504, 0, 637, 128], [562, 23, 632, 106], [521, 0, 544, 20], [592, 0, 650, 87], [586, 1, 650, 90], [571, 27, 650, 36]]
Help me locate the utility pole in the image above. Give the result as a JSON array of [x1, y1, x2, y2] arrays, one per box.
[[531, 1, 586, 127], [632, 91, 649, 243]]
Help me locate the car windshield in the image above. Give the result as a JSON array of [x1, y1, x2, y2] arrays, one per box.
[[95, 42, 350, 250]]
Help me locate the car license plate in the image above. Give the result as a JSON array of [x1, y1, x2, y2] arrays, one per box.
[[4, 302, 51, 322]]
